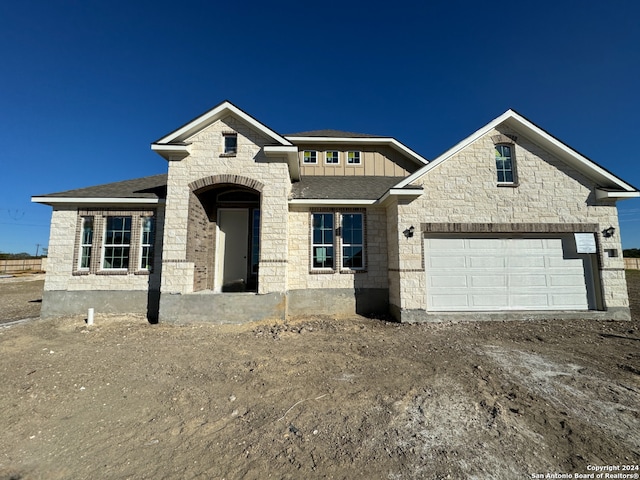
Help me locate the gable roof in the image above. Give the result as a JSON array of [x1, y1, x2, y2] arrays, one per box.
[[395, 109, 639, 199], [32, 174, 167, 206], [286, 129, 383, 138], [152, 100, 292, 147]]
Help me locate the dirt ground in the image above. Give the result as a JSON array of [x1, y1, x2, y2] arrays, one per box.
[[0, 273, 638, 479]]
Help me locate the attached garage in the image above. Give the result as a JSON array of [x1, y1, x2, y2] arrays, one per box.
[[424, 236, 598, 311]]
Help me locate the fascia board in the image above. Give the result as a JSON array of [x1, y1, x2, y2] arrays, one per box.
[[378, 188, 424, 204], [264, 146, 300, 181], [155, 101, 292, 146], [595, 189, 640, 200], [289, 199, 376, 206], [31, 197, 163, 206], [150, 143, 190, 161], [504, 112, 638, 192], [286, 136, 429, 166]]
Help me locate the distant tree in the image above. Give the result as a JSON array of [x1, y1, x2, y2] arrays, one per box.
[[623, 248, 640, 258], [0, 252, 36, 260]]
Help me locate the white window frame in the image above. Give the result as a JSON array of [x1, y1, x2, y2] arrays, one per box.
[[223, 133, 237, 155], [101, 216, 132, 270], [495, 144, 516, 184], [78, 216, 94, 270], [340, 212, 365, 270], [303, 150, 317, 164], [139, 216, 155, 271], [311, 212, 335, 270], [347, 151, 361, 165], [325, 151, 339, 165]]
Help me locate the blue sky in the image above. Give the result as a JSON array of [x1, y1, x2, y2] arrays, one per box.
[[1, 0, 639, 253]]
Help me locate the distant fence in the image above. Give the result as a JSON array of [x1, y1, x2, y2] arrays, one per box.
[[0, 258, 46, 273], [624, 258, 640, 270]]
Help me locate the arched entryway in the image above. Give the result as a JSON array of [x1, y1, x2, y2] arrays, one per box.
[[188, 176, 263, 292]]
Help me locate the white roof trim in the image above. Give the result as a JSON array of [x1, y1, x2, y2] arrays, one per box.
[[264, 145, 300, 181], [595, 189, 640, 200], [286, 136, 429, 166], [289, 199, 376, 206], [154, 101, 293, 147], [378, 188, 424, 204], [396, 109, 638, 193], [31, 197, 163, 206]]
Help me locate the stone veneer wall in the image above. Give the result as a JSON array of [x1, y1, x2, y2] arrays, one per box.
[[287, 205, 389, 291], [42, 205, 164, 318], [44, 207, 163, 293], [160, 115, 291, 301], [391, 125, 629, 316]]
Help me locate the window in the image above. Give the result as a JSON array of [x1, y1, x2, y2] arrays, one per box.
[[223, 133, 237, 155], [312, 213, 334, 269], [310, 211, 365, 271], [103, 216, 131, 269], [79, 216, 94, 269], [139, 217, 154, 270], [251, 209, 260, 274], [341, 213, 364, 269], [495, 144, 515, 183], [325, 151, 339, 164], [303, 150, 317, 164], [347, 151, 361, 165]]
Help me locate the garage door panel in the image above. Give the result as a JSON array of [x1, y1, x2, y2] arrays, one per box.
[[508, 294, 551, 308], [428, 238, 465, 249], [425, 236, 589, 311], [469, 256, 504, 268], [430, 275, 468, 287], [509, 274, 548, 287], [549, 275, 587, 287], [550, 294, 588, 307], [429, 256, 466, 268], [470, 275, 506, 287], [429, 294, 469, 308], [471, 294, 509, 307], [508, 256, 546, 268]]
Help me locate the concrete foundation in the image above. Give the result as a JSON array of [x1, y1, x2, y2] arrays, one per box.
[[158, 291, 286, 324], [391, 304, 632, 323], [41, 290, 157, 319]]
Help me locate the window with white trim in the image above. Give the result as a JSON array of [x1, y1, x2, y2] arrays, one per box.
[[325, 151, 339, 164], [103, 216, 131, 269], [495, 144, 515, 184], [303, 150, 317, 164], [139, 217, 155, 271], [312, 213, 334, 269], [79, 216, 94, 269], [223, 133, 237, 155], [341, 213, 364, 269], [347, 151, 361, 165]]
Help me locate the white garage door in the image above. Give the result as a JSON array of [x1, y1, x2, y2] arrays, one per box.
[[425, 237, 589, 311]]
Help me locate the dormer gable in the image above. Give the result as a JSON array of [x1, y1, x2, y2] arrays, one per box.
[[151, 100, 299, 180]]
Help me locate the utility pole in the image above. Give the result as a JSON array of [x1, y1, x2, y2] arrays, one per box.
[[35, 244, 41, 257]]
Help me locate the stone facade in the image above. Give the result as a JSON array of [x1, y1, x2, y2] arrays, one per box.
[[388, 126, 630, 319], [36, 104, 636, 323]]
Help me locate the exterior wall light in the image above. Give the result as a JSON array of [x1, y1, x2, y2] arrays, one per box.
[[403, 226, 415, 238], [602, 226, 616, 238]]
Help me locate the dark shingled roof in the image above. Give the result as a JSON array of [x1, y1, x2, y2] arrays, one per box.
[[37, 174, 168, 199], [37, 173, 414, 202], [285, 129, 384, 138], [291, 176, 407, 200]]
